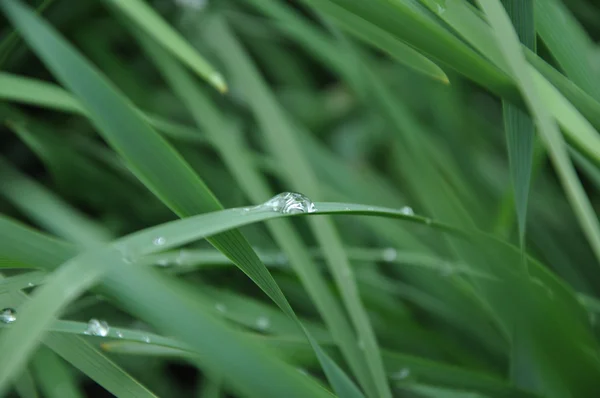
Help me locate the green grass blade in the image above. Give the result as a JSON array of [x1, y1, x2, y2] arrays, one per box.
[[0, 0, 297, 344], [135, 33, 372, 396], [0, 157, 111, 246], [12, 368, 38, 398], [31, 347, 84, 398], [417, 0, 600, 168], [500, 0, 535, 247], [100, 0, 226, 93], [259, 0, 447, 82], [535, 0, 600, 101], [477, 0, 600, 395], [1, 287, 158, 398], [0, 72, 205, 143], [209, 18, 392, 398], [302, 0, 513, 93]]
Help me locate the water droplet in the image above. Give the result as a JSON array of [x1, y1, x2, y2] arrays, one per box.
[[0, 308, 17, 324], [436, 3, 446, 14], [153, 237, 166, 246], [256, 316, 270, 331], [382, 248, 397, 262], [215, 303, 227, 313], [394, 367, 411, 380], [157, 258, 169, 267], [367, 207, 374, 211], [116, 331, 124, 338], [27, 282, 34, 287], [85, 319, 109, 337], [400, 206, 414, 216], [143, 336, 151, 343], [261, 192, 316, 214]]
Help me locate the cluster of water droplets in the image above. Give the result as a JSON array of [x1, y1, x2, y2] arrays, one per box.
[[245, 192, 317, 215], [0, 308, 17, 324], [85, 319, 110, 337]]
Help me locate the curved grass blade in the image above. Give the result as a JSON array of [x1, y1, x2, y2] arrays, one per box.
[[0, 72, 205, 143], [1, 288, 158, 398], [477, 1, 600, 395], [209, 17, 392, 398], [499, 0, 535, 248], [136, 33, 373, 396], [0, 157, 111, 246], [0, 200, 594, 396], [0, 0, 54, 67], [301, 0, 513, 94], [0, 3, 309, 381], [32, 347, 84, 398], [246, 0, 447, 82], [535, 0, 600, 102], [417, 0, 600, 168], [100, 0, 226, 92]]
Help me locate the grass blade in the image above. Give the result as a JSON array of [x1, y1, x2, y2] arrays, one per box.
[[477, 0, 600, 395], [0, 0, 301, 365], [135, 33, 372, 396], [31, 347, 84, 398], [209, 17, 392, 398], [100, 0, 226, 93], [0, 72, 205, 143], [500, 0, 535, 247], [535, 0, 600, 101]]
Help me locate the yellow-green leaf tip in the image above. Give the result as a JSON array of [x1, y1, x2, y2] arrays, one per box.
[[209, 72, 228, 93]]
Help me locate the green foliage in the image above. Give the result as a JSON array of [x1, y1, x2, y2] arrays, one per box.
[[1, 0, 600, 397]]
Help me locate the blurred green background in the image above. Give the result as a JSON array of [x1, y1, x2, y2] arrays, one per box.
[[2, 0, 600, 397]]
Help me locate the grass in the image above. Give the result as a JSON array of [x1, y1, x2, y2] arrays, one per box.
[[1, 0, 600, 396]]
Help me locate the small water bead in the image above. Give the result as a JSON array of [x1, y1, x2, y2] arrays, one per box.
[[400, 206, 414, 216], [255, 316, 271, 331], [261, 192, 316, 214], [116, 331, 124, 338], [85, 319, 110, 337], [394, 368, 411, 380], [153, 237, 166, 246], [382, 248, 397, 262], [0, 308, 17, 324], [144, 336, 151, 343], [27, 282, 34, 287], [156, 258, 170, 267], [215, 303, 227, 313]]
